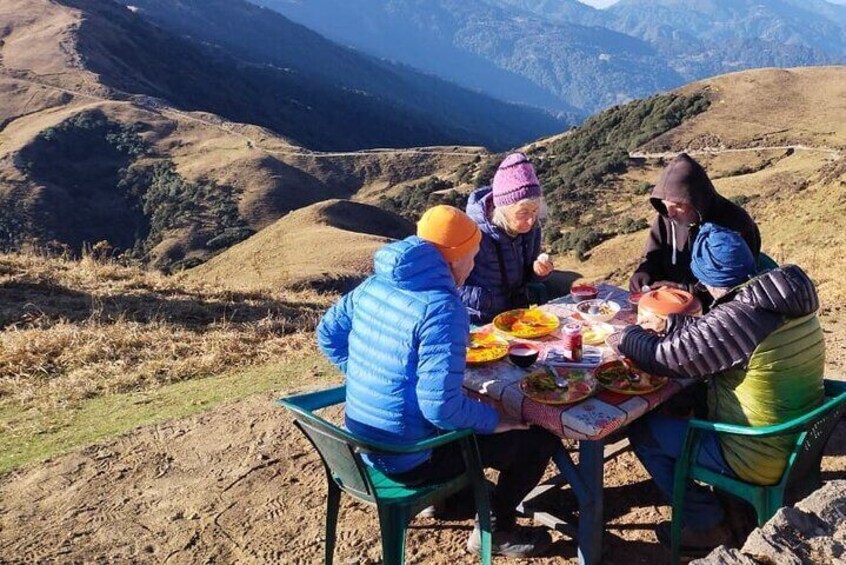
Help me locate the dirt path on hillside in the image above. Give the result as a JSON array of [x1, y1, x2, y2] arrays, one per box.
[[1, 387, 845, 565], [630, 145, 842, 160]]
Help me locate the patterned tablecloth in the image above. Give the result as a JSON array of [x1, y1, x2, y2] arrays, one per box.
[[463, 284, 695, 441]]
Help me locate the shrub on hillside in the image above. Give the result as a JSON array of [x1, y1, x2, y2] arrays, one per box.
[[8, 110, 250, 269], [619, 217, 649, 234], [730, 194, 752, 207], [528, 92, 710, 257], [379, 176, 468, 222]]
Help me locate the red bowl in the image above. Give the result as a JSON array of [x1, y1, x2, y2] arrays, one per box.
[[508, 343, 541, 368], [571, 284, 598, 302]]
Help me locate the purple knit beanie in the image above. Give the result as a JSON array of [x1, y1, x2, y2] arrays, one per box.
[[492, 153, 542, 207]]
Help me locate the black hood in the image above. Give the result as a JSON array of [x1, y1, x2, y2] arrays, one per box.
[[650, 153, 718, 219]]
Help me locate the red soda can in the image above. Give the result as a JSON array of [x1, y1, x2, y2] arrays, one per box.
[[562, 323, 583, 362]]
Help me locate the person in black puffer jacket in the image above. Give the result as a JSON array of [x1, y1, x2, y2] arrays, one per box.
[[615, 223, 824, 555]]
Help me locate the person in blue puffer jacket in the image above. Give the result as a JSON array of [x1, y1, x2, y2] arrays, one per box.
[[460, 153, 554, 324], [318, 205, 557, 558]]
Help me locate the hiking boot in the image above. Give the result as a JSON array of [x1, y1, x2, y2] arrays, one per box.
[[466, 525, 552, 558], [656, 520, 734, 556]]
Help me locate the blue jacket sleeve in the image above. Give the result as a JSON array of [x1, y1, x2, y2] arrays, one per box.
[[317, 291, 355, 374], [415, 303, 499, 433]]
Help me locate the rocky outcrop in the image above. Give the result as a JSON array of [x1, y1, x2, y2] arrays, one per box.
[[693, 480, 846, 565]]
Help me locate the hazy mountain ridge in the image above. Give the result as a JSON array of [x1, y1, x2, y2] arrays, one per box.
[[262, 0, 846, 117], [0, 0, 497, 269], [112, 0, 567, 150], [255, 0, 682, 115]]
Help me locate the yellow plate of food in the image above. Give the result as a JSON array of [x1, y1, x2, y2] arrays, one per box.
[[466, 331, 509, 364], [594, 360, 668, 395], [582, 322, 615, 346], [519, 366, 596, 405], [493, 308, 559, 339]]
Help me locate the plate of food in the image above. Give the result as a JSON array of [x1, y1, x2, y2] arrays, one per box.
[[582, 322, 615, 346], [519, 366, 596, 405], [593, 360, 667, 395], [493, 308, 560, 339], [574, 299, 621, 323], [466, 331, 509, 365]]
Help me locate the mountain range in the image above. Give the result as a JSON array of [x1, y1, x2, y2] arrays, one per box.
[[0, 0, 508, 269], [259, 0, 846, 116]]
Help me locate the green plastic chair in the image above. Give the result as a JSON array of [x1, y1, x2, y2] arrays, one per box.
[[756, 251, 779, 274], [670, 379, 846, 564], [278, 385, 492, 565]]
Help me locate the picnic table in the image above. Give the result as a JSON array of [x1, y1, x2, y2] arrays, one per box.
[[463, 284, 696, 565]]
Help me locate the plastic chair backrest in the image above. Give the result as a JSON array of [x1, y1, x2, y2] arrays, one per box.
[[756, 251, 779, 274], [279, 386, 377, 503], [785, 380, 846, 491]]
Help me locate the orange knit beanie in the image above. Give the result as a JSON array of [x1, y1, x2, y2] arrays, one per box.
[[417, 205, 481, 262]]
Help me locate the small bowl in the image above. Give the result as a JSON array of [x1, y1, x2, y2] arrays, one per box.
[[575, 299, 621, 322], [571, 284, 598, 302], [508, 343, 540, 368]]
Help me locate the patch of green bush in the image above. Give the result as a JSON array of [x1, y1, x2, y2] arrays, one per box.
[[619, 217, 650, 234], [730, 194, 752, 207], [8, 109, 248, 268], [379, 177, 468, 222], [531, 92, 710, 256]]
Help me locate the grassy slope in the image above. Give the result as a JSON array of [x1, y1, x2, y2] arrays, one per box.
[[187, 199, 415, 291], [0, 355, 335, 474], [0, 249, 339, 472]]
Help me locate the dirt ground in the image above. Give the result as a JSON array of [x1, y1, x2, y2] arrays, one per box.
[[1, 386, 845, 565]]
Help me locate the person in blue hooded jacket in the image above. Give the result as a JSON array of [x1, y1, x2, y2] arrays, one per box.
[[318, 205, 558, 558], [460, 153, 554, 324]]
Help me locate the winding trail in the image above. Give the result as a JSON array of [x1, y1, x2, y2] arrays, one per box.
[[631, 145, 842, 160]]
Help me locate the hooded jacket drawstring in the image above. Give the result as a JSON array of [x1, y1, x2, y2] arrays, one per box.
[[671, 221, 677, 265]]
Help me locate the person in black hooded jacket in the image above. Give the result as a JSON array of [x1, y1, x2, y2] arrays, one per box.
[[629, 153, 761, 303]]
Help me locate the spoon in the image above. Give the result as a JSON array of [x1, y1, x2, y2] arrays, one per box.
[[589, 291, 613, 315], [545, 366, 569, 388]]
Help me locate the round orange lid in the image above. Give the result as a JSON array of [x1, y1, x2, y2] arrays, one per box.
[[638, 288, 702, 316]]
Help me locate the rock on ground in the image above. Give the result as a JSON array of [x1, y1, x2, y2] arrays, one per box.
[[694, 480, 846, 565]]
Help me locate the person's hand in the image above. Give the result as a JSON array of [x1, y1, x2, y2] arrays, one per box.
[[605, 331, 623, 355], [533, 253, 553, 277], [493, 416, 530, 434], [629, 272, 651, 293], [651, 280, 683, 290], [638, 311, 665, 333]]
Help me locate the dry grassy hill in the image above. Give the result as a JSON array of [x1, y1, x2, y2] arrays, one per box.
[[188, 199, 415, 292], [0, 0, 486, 268]]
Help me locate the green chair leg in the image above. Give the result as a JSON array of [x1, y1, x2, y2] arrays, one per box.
[[473, 481, 492, 565], [325, 478, 341, 565], [760, 488, 785, 526], [378, 505, 409, 565]]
